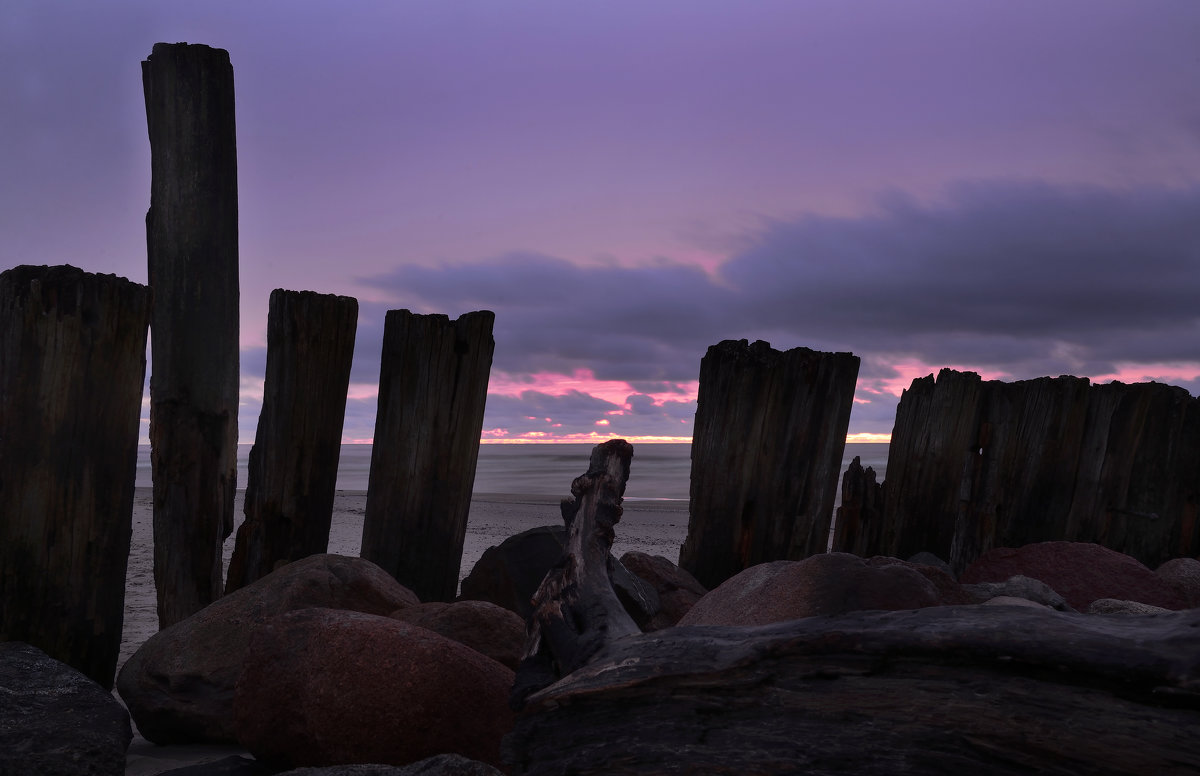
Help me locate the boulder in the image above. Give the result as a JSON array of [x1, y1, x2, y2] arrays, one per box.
[[678, 553, 942, 627], [906, 551, 954, 578], [390, 600, 525, 670], [1157, 557, 1200, 608], [154, 755, 271, 775], [982, 595, 1051, 609], [866, 555, 972, 605], [117, 554, 419, 744], [0, 641, 132, 776], [1087, 598, 1174, 615], [619, 551, 708, 630], [234, 608, 514, 770], [459, 525, 658, 623], [961, 542, 1187, 611], [961, 574, 1076, 611], [277, 755, 504, 775]]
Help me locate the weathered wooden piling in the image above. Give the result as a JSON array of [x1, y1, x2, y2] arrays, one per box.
[[225, 290, 358, 592], [679, 340, 860, 590], [868, 369, 1200, 574], [830, 456, 884, 557], [361, 309, 494, 602], [143, 42, 240, 627], [0, 265, 151, 690]]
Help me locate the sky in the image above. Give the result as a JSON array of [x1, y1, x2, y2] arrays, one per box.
[[4, 1, 1199, 444]]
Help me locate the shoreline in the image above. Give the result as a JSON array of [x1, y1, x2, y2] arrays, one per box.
[[120, 488, 690, 672]]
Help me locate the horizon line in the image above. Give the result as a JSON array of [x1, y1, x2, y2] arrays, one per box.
[[136, 432, 892, 446]]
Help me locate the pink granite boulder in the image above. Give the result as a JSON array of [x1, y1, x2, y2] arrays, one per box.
[[1156, 557, 1200, 609], [865, 555, 973, 605], [619, 551, 708, 630], [960, 542, 1187, 611], [390, 600, 525, 670], [234, 608, 514, 770], [678, 552, 943, 627], [116, 554, 420, 744]]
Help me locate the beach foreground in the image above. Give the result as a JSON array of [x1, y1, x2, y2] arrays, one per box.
[[119, 488, 689, 774]]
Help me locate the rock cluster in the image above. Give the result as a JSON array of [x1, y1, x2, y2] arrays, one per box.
[[112, 553, 519, 773], [117, 554, 420, 744], [4, 535, 1197, 774]]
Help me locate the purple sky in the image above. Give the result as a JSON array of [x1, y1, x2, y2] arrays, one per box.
[[5, 1, 1199, 443]]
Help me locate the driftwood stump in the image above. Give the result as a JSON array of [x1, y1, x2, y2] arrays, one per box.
[[361, 309, 494, 602], [680, 340, 860, 589], [0, 265, 151, 689], [505, 606, 1200, 774], [143, 42, 240, 627], [225, 290, 358, 592], [511, 440, 642, 709]]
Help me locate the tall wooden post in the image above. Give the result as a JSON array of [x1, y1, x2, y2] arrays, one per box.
[[361, 310, 494, 602], [0, 265, 151, 690], [143, 42, 240, 627], [679, 340, 860, 590], [225, 290, 358, 592]]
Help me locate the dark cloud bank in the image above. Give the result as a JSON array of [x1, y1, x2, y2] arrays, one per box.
[[248, 181, 1200, 441]]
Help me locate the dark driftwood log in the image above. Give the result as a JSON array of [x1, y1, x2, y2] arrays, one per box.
[[504, 606, 1200, 775], [0, 265, 151, 689], [829, 456, 883, 556], [511, 440, 642, 709], [871, 369, 1200, 574], [143, 42, 240, 627], [680, 340, 860, 589], [361, 309, 494, 602], [225, 290, 358, 592]]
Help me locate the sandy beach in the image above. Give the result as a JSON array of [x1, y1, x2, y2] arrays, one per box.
[[119, 487, 690, 774]]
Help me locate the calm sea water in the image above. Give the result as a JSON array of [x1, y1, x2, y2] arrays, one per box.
[[134, 442, 889, 501]]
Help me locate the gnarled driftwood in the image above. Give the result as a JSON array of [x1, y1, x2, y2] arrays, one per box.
[[511, 439, 641, 709]]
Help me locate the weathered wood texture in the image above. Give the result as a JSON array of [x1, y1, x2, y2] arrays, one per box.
[[143, 42, 240, 627], [679, 340, 860, 589], [511, 440, 642, 709], [859, 369, 1200, 574], [505, 606, 1200, 775], [0, 265, 151, 689], [361, 309, 494, 602], [225, 290, 358, 592], [829, 456, 883, 556]]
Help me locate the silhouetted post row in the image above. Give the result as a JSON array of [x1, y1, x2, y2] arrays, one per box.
[[841, 368, 1200, 575]]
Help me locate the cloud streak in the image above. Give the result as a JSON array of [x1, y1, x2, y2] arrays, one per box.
[[289, 180, 1200, 442]]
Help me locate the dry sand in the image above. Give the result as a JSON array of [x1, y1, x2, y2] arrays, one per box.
[[119, 488, 690, 774]]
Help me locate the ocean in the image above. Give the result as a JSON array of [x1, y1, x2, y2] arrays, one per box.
[[134, 442, 889, 502]]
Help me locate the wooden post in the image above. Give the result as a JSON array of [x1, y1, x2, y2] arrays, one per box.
[[225, 290, 358, 592], [0, 265, 151, 690], [143, 42, 240, 627], [511, 440, 641, 709], [877, 369, 1200, 574], [361, 309, 494, 602], [679, 340, 860, 590], [830, 456, 883, 556]]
